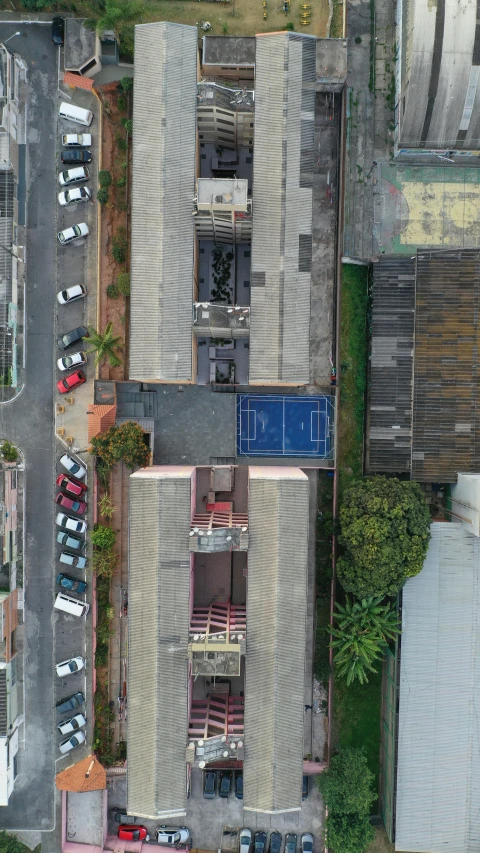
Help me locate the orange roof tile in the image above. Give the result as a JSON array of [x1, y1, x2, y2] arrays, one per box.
[[56, 754, 106, 792], [88, 404, 117, 441], [64, 71, 94, 91]]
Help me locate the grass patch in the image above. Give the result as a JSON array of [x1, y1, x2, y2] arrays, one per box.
[[315, 473, 334, 688], [330, 0, 344, 37], [332, 668, 382, 811], [337, 262, 369, 497], [367, 827, 394, 853]]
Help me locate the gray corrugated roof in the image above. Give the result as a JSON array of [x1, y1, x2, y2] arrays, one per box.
[[130, 22, 197, 382], [244, 468, 309, 813], [396, 522, 480, 853], [127, 468, 193, 819], [249, 34, 316, 385]]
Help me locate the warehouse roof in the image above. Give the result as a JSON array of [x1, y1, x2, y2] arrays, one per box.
[[249, 33, 316, 385], [244, 467, 309, 813], [396, 522, 480, 852], [130, 22, 197, 381], [127, 467, 193, 819]]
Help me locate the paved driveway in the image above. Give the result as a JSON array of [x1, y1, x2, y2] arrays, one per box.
[[0, 23, 96, 841]]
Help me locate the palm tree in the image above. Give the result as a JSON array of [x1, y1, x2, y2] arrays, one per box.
[[85, 0, 145, 35], [84, 323, 123, 368], [329, 596, 400, 685]]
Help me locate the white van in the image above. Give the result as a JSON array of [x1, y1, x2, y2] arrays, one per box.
[[54, 592, 89, 618], [59, 102, 93, 127]]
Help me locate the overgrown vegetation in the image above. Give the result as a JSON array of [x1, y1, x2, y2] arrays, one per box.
[[329, 597, 400, 685], [0, 441, 18, 463], [319, 747, 375, 853], [0, 832, 41, 853], [211, 247, 234, 302], [90, 421, 150, 470], [314, 473, 334, 689]]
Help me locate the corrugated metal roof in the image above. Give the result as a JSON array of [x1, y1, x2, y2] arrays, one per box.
[[249, 34, 316, 385], [244, 468, 309, 813], [127, 468, 193, 819], [396, 522, 480, 853], [130, 22, 197, 382], [368, 257, 415, 474]]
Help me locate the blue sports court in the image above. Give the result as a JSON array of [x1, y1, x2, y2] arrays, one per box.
[[236, 395, 334, 458]]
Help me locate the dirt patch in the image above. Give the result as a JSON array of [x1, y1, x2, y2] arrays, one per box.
[[95, 83, 131, 381], [367, 827, 394, 853]]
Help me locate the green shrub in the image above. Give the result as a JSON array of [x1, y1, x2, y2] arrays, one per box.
[[117, 175, 127, 188], [91, 524, 116, 551], [0, 441, 18, 463], [120, 76, 134, 92], [117, 95, 127, 112], [122, 118, 133, 134], [116, 134, 127, 152], [283, 21, 295, 30], [112, 228, 128, 265], [97, 188, 109, 204], [21, 0, 49, 8], [98, 170, 112, 188], [117, 272, 130, 296], [106, 283, 119, 300]]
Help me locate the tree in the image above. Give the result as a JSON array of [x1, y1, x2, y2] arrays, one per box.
[[324, 812, 374, 853], [91, 524, 116, 551], [98, 170, 112, 188], [0, 441, 18, 463], [85, 0, 145, 36], [97, 188, 109, 204], [319, 747, 376, 815], [329, 597, 400, 685], [90, 422, 150, 470], [85, 323, 123, 368], [337, 476, 431, 598], [120, 75, 134, 92], [0, 832, 32, 853]]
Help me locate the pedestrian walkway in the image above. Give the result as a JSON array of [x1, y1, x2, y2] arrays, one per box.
[[108, 461, 129, 751]]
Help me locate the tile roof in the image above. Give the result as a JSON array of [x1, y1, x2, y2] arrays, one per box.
[[63, 71, 94, 91], [87, 404, 117, 440], [55, 755, 106, 792]]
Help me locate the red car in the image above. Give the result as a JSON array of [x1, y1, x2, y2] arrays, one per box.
[[57, 370, 85, 394], [56, 473, 87, 497], [118, 826, 150, 842], [55, 492, 87, 515]]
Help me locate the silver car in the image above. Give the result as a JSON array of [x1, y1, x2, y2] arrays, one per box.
[[57, 713, 86, 736], [59, 730, 85, 754]]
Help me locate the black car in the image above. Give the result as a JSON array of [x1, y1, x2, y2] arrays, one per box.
[[203, 770, 216, 799], [219, 771, 232, 798], [56, 573, 88, 594], [254, 833, 267, 853], [56, 691, 84, 714], [235, 770, 243, 800], [61, 149, 92, 165], [52, 16, 64, 45], [111, 808, 137, 824], [302, 774, 309, 800], [57, 326, 88, 351], [269, 833, 282, 853], [285, 836, 297, 853]]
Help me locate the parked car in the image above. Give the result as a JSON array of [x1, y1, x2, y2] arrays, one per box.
[[57, 284, 87, 305], [59, 552, 87, 570], [59, 452, 87, 478], [155, 827, 190, 847], [51, 16, 64, 44], [235, 771, 243, 800], [57, 713, 86, 735], [269, 833, 282, 853], [119, 826, 150, 842], [59, 187, 91, 207], [240, 830, 252, 853], [56, 493, 87, 515], [285, 835, 297, 853], [203, 770, 216, 799], [57, 352, 87, 372], [57, 326, 88, 351], [59, 166, 89, 187], [302, 775, 309, 801], [62, 133, 92, 148], [58, 222, 89, 245], [57, 370, 86, 394], [56, 656, 85, 677], [61, 149, 92, 164], [300, 835, 313, 853], [219, 771, 232, 798], [56, 512, 87, 535], [56, 472, 87, 496], [59, 730, 86, 754], [56, 573, 87, 593], [56, 531, 84, 552], [254, 833, 267, 853], [111, 809, 137, 824], [56, 691, 85, 714]]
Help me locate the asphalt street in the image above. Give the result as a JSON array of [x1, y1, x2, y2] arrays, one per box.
[[0, 22, 95, 840]]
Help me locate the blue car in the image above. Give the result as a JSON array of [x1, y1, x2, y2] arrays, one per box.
[[56, 572, 87, 594]]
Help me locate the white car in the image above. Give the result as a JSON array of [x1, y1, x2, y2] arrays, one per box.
[[155, 827, 191, 846], [56, 656, 85, 677], [58, 186, 91, 206], [59, 166, 89, 187], [56, 513, 87, 534], [62, 133, 92, 147], [59, 730, 86, 754], [57, 713, 86, 736], [57, 284, 87, 305], [240, 829, 252, 853], [58, 223, 89, 245], [60, 453, 87, 479], [57, 351, 87, 372]]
